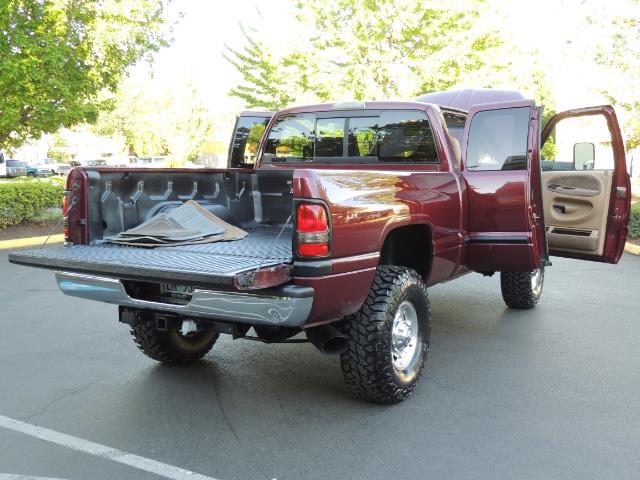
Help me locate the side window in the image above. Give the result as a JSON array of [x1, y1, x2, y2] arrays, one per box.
[[229, 116, 270, 168], [264, 114, 314, 162], [541, 115, 614, 171], [378, 111, 438, 163], [443, 112, 466, 144], [315, 118, 345, 157], [466, 107, 530, 171], [348, 117, 378, 157]]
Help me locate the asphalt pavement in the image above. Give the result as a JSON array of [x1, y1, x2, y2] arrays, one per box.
[[0, 248, 639, 480]]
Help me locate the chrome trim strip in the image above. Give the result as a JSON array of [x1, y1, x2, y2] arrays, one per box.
[[55, 271, 313, 327]]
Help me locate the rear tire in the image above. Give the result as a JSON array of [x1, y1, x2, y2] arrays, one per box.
[[500, 267, 544, 309], [340, 266, 431, 403], [130, 319, 219, 364]]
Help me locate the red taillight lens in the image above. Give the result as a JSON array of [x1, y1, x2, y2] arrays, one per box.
[[298, 243, 330, 256], [297, 204, 328, 233], [62, 194, 69, 215], [296, 203, 330, 257]]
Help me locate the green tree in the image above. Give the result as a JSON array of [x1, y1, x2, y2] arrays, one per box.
[[592, 1, 640, 149], [223, 25, 296, 110], [94, 79, 215, 161], [225, 0, 503, 108], [0, 0, 170, 149]]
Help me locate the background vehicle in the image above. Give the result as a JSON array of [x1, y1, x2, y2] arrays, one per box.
[[137, 156, 167, 168], [4, 159, 27, 177], [32, 158, 68, 175], [10, 89, 631, 403], [79, 159, 107, 167], [26, 163, 52, 177], [1, 154, 27, 178]]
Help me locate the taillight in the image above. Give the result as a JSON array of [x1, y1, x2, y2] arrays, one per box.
[[296, 203, 330, 257]]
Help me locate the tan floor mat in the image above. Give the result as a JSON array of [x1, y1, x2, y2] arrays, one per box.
[[106, 201, 247, 247]]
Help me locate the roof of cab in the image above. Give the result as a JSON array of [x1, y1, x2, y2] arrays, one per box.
[[415, 88, 525, 112], [276, 100, 432, 115], [263, 89, 526, 117]]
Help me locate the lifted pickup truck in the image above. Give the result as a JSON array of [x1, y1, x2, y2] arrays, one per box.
[[10, 89, 631, 403]]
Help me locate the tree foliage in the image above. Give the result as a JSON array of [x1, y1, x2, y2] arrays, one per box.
[[0, 0, 170, 149], [592, 1, 640, 149], [225, 0, 504, 109], [94, 79, 215, 161], [223, 25, 296, 110]]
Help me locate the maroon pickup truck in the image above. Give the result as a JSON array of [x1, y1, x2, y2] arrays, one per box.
[[10, 89, 631, 403]]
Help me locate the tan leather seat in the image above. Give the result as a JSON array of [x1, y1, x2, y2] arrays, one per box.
[[450, 136, 461, 170]]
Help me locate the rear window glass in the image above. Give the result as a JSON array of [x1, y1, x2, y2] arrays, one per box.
[[378, 111, 438, 163], [263, 110, 438, 164], [263, 114, 314, 162], [348, 117, 378, 157], [229, 116, 271, 168], [7, 160, 22, 166], [315, 118, 345, 157]]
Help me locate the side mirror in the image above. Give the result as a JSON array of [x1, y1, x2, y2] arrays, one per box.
[[574, 142, 595, 170]]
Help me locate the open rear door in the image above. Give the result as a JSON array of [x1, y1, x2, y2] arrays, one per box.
[[540, 106, 630, 263], [461, 100, 547, 272]]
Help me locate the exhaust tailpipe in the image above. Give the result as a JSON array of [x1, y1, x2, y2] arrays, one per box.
[[305, 324, 348, 355]]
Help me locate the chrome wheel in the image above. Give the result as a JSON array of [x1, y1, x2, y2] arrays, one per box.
[[531, 268, 543, 297], [391, 301, 420, 371]]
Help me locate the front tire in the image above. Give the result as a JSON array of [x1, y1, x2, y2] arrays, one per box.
[[340, 266, 431, 403], [500, 267, 544, 309], [130, 318, 219, 364]]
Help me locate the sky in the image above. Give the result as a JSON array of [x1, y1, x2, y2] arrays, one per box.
[[129, 0, 299, 126], [133, 0, 622, 119]]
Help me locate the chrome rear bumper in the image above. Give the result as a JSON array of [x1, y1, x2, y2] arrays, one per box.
[[55, 271, 313, 327]]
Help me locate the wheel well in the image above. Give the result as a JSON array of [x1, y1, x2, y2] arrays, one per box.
[[379, 225, 432, 280]]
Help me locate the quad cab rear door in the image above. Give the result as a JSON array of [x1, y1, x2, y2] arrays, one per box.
[[540, 106, 630, 263], [460, 100, 547, 272]]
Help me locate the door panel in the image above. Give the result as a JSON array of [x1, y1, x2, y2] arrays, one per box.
[[542, 170, 612, 255], [461, 100, 546, 272], [541, 106, 630, 263]]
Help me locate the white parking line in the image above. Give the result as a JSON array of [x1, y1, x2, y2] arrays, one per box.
[[0, 475, 70, 480], [0, 415, 221, 480]]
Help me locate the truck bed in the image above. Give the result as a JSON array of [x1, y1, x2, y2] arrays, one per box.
[[9, 226, 293, 286]]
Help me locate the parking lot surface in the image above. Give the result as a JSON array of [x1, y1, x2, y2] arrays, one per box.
[[1, 249, 639, 480]]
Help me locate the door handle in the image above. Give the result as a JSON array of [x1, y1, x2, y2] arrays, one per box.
[[548, 183, 576, 191], [553, 204, 566, 214]]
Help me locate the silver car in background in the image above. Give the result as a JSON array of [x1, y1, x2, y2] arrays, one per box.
[[5, 159, 27, 177]]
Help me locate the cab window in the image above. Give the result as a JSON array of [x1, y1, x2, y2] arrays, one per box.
[[230, 116, 271, 168], [263, 114, 314, 162], [378, 111, 438, 163]]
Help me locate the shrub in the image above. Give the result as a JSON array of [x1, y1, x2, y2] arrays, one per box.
[[0, 179, 64, 228], [629, 203, 640, 239]]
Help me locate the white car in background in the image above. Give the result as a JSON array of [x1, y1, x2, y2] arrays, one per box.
[[137, 156, 167, 168], [34, 158, 71, 175]]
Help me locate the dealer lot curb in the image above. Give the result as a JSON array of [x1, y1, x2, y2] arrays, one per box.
[[0, 234, 64, 250], [624, 241, 640, 256]]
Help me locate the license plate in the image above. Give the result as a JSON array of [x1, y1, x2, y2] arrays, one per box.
[[159, 283, 194, 296]]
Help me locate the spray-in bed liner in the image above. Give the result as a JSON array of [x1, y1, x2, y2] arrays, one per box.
[[9, 227, 293, 286]]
